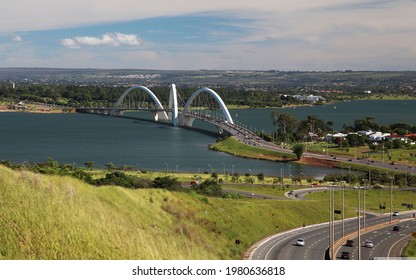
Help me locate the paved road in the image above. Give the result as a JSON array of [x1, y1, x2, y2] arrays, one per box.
[[249, 212, 415, 260], [336, 217, 416, 260]]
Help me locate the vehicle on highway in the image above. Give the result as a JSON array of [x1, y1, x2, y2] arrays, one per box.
[[345, 239, 354, 247], [341, 251, 350, 259], [365, 240, 374, 248], [392, 211, 399, 216], [296, 238, 305, 246], [392, 225, 400, 231]]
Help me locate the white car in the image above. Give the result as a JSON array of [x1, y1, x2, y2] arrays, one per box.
[[392, 211, 399, 216], [296, 238, 305, 246], [365, 240, 374, 248]]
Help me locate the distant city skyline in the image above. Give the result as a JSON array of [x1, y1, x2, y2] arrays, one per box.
[[1, 0, 415, 71]]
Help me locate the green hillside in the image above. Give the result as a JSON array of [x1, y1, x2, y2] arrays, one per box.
[[0, 165, 330, 260]]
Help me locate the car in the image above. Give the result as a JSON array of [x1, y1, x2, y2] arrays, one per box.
[[346, 240, 354, 247], [393, 225, 400, 231], [296, 238, 305, 246], [341, 251, 350, 259], [392, 211, 399, 216], [365, 240, 373, 248]]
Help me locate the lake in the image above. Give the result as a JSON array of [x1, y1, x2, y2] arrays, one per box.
[[0, 100, 414, 178]]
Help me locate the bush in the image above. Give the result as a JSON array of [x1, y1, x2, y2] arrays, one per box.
[[152, 176, 182, 191], [191, 179, 226, 197], [94, 171, 152, 189]]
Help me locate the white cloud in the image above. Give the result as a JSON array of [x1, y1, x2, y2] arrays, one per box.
[[61, 32, 141, 49]]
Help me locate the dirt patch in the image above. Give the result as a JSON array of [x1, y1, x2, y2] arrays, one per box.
[[299, 157, 339, 168]]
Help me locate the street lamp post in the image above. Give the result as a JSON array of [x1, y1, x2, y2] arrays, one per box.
[[249, 169, 254, 195], [390, 177, 394, 224], [301, 172, 306, 188], [357, 187, 361, 260], [362, 179, 368, 228], [340, 180, 346, 237], [331, 185, 335, 260]]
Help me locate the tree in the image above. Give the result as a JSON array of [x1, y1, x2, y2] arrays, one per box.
[[292, 144, 305, 160], [271, 111, 298, 142], [257, 172, 265, 182], [84, 161, 94, 170], [105, 162, 115, 171]]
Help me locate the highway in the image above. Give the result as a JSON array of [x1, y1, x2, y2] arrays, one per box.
[[335, 216, 416, 260], [249, 212, 416, 260]]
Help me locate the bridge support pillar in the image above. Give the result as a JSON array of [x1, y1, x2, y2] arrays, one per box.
[[169, 84, 179, 126]]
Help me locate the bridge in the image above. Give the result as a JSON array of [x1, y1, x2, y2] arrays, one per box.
[[77, 84, 256, 138], [75, 83, 291, 154]]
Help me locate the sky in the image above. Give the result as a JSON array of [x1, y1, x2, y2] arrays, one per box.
[[0, 0, 415, 71]]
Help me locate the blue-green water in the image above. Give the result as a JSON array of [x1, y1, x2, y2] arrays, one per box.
[[0, 112, 330, 178], [230, 100, 416, 133], [0, 100, 414, 178]]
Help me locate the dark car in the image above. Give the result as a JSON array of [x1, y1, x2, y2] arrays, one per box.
[[346, 240, 354, 247], [393, 225, 400, 231], [341, 251, 350, 260]]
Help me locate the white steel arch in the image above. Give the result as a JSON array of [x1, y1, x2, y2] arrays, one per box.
[[110, 85, 169, 121], [178, 87, 234, 126]]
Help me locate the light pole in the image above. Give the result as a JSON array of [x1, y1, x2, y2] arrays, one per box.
[[357, 187, 361, 260], [347, 166, 351, 186], [390, 177, 394, 224], [301, 172, 306, 188], [362, 179, 368, 228], [328, 183, 337, 260], [249, 169, 254, 195], [340, 180, 346, 237]]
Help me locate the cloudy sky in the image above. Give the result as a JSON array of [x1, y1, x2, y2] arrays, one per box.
[[1, 0, 415, 70]]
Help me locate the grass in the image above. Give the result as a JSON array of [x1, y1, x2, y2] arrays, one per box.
[[402, 240, 416, 257], [306, 142, 416, 166], [210, 136, 296, 161], [306, 188, 416, 213], [0, 165, 334, 260]]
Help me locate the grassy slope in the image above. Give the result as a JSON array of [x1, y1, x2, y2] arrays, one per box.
[[1, 165, 330, 260]]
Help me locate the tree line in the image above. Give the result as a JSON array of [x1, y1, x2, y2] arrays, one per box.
[[0, 83, 322, 108], [271, 111, 416, 148]]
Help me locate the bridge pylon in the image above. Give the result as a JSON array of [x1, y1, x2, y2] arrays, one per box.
[[169, 84, 179, 126]]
